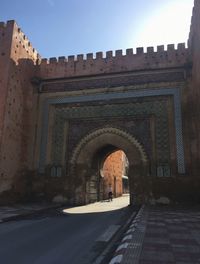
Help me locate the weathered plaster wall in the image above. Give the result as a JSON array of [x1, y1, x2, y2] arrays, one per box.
[[0, 0, 200, 205], [185, 0, 200, 179], [102, 150, 124, 199], [0, 21, 40, 202], [37, 44, 189, 80], [0, 21, 13, 157]]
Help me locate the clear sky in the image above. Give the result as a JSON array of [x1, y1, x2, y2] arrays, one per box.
[[0, 0, 194, 58]]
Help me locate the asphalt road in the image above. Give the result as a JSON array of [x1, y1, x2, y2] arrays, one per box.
[[0, 195, 130, 264]]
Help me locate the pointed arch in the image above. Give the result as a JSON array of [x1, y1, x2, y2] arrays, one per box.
[[70, 127, 148, 167]]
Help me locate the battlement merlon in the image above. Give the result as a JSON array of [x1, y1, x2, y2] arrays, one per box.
[[0, 20, 191, 79], [188, 0, 200, 52], [0, 20, 41, 63], [38, 43, 191, 79], [40, 43, 187, 64]]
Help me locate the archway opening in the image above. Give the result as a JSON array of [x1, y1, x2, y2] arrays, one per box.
[[71, 128, 149, 206], [86, 144, 131, 205], [100, 149, 129, 201]]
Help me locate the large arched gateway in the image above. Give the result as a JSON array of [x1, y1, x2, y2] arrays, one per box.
[[1, 1, 200, 205], [70, 127, 148, 205], [35, 84, 186, 206]]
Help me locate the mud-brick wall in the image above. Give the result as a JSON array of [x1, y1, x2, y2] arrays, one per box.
[[37, 43, 189, 80], [102, 150, 124, 198], [0, 20, 40, 202], [182, 0, 200, 180], [0, 21, 13, 154]]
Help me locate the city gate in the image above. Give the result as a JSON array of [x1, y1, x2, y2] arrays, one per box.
[[35, 59, 187, 205]]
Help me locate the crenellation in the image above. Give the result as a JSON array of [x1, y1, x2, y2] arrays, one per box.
[[126, 48, 133, 55], [0, 0, 200, 206], [167, 44, 175, 51], [6, 20, 16, 28], [58, 56, 67, 62], [0, 20, 42, 200], [188, 11, 194, 48], [37, 43, 190, 79], [0, 20, 16, 39], [0, 22, 6, 28], [96, 52, 103, 59], [0, 26, 191, 102], [49, 57, 57, 63], [147, 47, 154, 53], [86, 53, 93, 60], [77, 54, 84, 61], [136, 47, 144, 54], [177, 43, 185, 51], [68, 55, 75, 62], [41, 58, 48, 64], [157, 45, 165, 52], [106, 50, 113, 58], [9, 20, 41, 62], [115, 50, 123, 57]]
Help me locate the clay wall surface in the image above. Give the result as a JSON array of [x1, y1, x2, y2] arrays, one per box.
[[185, 0, 200, 178], [0, 21, 13, 154], [102, 150, 124, 198], [0, 0, 200, 205], [37, 43, 189, 80], [0, 20, 40, 202]]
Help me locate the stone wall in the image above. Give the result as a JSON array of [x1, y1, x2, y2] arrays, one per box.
[[0, 21, 40, 203]]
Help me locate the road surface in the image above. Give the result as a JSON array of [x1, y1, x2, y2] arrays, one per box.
[[0, 195, 130, 264]]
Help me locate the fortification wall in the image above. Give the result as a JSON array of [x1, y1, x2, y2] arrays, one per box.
[[38, 43, 190, 79], [182, 0, 200, 179], [0, 21, 13, 155], [0, 20, 40, 202]]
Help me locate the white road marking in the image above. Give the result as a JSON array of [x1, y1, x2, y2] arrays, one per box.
[[109, 254, 123, 264], [96, 225, 120, 242], [116, 242, 129, 252]]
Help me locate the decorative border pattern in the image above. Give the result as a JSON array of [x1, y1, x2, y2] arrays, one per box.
[[41, 70, 185, 92], [53, 101, 166, 166], [70, 127, 147, 166], [39, 87, 185, 174]]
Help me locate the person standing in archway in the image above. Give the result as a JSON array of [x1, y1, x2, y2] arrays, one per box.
[[108, 184, 113, 202]]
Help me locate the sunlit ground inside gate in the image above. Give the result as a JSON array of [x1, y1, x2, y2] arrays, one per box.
[[63, 194, 130, 214]]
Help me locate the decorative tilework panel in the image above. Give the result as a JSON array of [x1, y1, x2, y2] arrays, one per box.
[[39, 88, 185, 174], [51, 99, 170, 169], [41, 71, 185, 92]]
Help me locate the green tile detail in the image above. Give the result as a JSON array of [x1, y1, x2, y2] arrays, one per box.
[[51, 99, 170, 170]]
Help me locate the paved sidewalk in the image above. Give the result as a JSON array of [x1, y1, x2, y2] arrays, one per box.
[[110, 205, 200, 264], [0, 202, 63, 223]]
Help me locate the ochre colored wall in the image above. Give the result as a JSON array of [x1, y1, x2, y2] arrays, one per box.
[[0, 0, 200, 205], [185, 0, 200, 178], [0, 21, 40, 202], [37, 44, 188, 80], [102, 150, 125, 199]]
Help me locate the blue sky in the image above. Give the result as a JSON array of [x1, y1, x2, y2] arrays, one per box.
[[0, 0, 194, 58]]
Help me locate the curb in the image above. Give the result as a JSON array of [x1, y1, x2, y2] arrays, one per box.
[[93, 205, 140, 264], [108, 205, 145, 264], [0, 204, 65, 223]]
